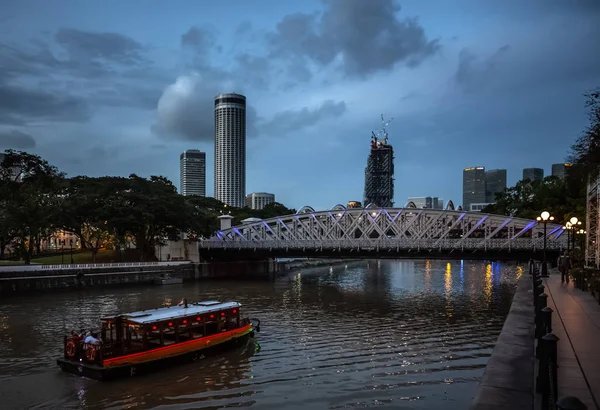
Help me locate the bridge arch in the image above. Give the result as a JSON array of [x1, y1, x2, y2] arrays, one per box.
[[331, 204, 346, 211], [296, 205, 315, 214], [364, 203, 378, 209], [405, 201, 417, 208], [445, 200, 455, 211], [204, 207, 566, 259]]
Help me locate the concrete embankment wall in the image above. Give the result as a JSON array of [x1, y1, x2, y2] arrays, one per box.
[[470, 273, 535, 410], [0, 263, 195, 296]]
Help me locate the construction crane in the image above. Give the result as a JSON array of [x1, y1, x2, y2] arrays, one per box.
[[371, 114, 394, 147]]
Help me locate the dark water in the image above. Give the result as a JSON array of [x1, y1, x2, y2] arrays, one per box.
[[0, 259, 522, 410]]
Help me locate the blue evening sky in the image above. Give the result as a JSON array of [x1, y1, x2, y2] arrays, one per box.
[[0, 0, 599, 210]]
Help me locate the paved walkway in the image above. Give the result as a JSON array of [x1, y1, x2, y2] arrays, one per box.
[[542, 271, 600, 410]]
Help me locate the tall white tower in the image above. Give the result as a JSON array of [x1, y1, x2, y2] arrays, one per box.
[[179, 149, 206, 196], [214, 93, 246, 207]]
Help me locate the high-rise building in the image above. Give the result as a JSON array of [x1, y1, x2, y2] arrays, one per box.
[[179, 150, 206, 197], [214, 93, 246, 208], [485, 169, 507, 202], [551, 163, 572, 179], [407, 196, 443, 209], [245, 192, 275, 210], [463, 166, 486, 211], [364, 134, 394, 207], [523, 168, 544, 182]]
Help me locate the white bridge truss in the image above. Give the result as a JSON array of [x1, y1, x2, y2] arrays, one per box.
[[201, 208, 566, 253], [586, 172, 600, 268]]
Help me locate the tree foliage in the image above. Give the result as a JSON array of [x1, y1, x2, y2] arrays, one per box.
[[0, 150, 296, 263]]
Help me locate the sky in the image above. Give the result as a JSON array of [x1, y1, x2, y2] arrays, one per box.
[[0, 0, 599, 211]]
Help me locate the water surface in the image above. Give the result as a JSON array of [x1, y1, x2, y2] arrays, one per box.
[[0, 259, 522, 409]]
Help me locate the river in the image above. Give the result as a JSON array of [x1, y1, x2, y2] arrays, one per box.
[[0, 259, 522, 409]]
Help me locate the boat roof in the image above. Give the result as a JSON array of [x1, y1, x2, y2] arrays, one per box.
[[100, 301, 241, 325]]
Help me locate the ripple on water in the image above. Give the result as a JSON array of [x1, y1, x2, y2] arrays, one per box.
[[0, 259, 518, 409]]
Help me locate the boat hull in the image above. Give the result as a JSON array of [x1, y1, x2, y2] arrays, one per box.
[[57, 330, 254, 381]]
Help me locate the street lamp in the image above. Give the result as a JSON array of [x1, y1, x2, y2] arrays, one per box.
[[536, 211, 554, 277], [69, 239, 74, 264], [569, 216, 582, 250], [565, 222, 572, 251], [577, 229, 586, 250]]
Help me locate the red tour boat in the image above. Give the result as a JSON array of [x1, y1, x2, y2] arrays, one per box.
[[56, 299, 260, 380]]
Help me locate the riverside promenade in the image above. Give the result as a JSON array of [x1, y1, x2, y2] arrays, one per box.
[[542, 271, 600, 410]]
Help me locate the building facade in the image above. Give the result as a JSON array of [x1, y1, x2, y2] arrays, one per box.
[[245, 192, 275, 210], [214, 93, 246, 208], [463, 166, 486, 211], [364, 140, 394, 207], [347, 201, 362, 209], [523, 167, 544, 182], [407, 197, 443, 209], [552, 163, 572, 179], [485, 169, 507, 202], [179, 150, 206, 197]]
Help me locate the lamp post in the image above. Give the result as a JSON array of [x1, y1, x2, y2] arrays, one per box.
[[565, 222, 572, 252], [69, 239, 74, 264], [569, 216, 582, 250], [536, 211, 554, 277], [578, 229, 586, 250]]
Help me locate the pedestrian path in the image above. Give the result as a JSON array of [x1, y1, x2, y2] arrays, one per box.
[[543, 271, 600, 410]]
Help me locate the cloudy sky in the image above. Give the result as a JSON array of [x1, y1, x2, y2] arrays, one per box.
[[1, 0, 599, 210]]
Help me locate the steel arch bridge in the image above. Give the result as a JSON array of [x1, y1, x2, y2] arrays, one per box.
[[199, 207, 566, 261]]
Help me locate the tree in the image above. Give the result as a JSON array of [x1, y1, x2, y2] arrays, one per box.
[[112, 174, 189, 261], [569, 88, 600, 178], [61, 176, 117, 262], [0, 150, 65, 264], [183, 196, 225, 240]]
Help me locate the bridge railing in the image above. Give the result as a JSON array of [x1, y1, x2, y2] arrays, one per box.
[[0, 261, 192, 272], [199, 238, 564, 251]]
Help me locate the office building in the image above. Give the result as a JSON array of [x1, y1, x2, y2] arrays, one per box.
[[463, 166, 486, 211], [523, 167, 544, 182], [470, 203, 494, 212], [485, 169, 507, 202], [179, 150, 206, 197], [214, 93, 246, 207], [552, 163, 572, 179], [364, 133, 394, 207], [407, 196, 443, 209], [245, 192, 275, 210]]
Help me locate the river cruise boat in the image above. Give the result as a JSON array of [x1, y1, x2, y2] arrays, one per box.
[[56, 300, 260, 381]]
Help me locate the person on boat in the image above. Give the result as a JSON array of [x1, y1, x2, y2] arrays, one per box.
[[84, 332, 102, 345], [71, 330, 81, 344]]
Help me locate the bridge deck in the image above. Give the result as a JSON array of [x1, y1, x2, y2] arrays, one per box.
[[542, 272, 600, 410]]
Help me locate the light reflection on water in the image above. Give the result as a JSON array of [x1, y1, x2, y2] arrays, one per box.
[[0, 259, 520, 409]]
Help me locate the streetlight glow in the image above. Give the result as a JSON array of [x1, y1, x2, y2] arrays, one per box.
[[570, 216, 578, 225], [541, 211, 550, 221]]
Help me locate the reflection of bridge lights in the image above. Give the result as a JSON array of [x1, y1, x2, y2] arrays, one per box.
[[445, 263, 452, 296], [483, 264, 492, 306]]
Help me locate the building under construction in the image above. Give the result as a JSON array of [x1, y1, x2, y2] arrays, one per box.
[[363, 115, 395, 207]]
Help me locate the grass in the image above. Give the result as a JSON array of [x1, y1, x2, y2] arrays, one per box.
[[0, 249, 142, 266]]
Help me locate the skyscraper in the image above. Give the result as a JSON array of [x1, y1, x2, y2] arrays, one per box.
[[523, 168, 544, 182], [551, 163, 572, 179], [364, 135, 394, 207], [179, 149, 206, 197], [463, 166, 486, 211], [407, 196, 443, 209], [485, 169, 507, 202], [214, 93, 246, 207]]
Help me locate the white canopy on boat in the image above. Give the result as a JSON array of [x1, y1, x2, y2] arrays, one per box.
[[101, 301, 241, 325]]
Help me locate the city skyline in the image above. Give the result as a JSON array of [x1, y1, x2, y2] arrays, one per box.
[[0, 1, 598, 210]]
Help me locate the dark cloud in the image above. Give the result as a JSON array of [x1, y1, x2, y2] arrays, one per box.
[[454, 45, 510, 93], [55, 28, 146, 66], [0, 130, 36, 149], [260, 100, 347, 135], [267, 0, 439, 79], [181, 26, 221, 55], [0, 84, 90, 124]]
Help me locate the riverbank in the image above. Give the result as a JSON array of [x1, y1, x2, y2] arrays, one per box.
[[278, 258, 361, 271], [470, 272, 535, 409]]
